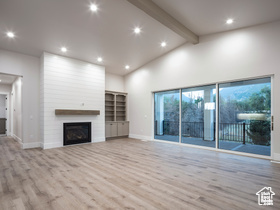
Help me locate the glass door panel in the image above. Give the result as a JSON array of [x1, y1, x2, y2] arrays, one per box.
[[181, 85, 216, 148], [154, 90, 180, 142], [219, 78, 271, 156]]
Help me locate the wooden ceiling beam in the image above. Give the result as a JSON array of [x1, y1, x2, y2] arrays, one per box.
[[126, 0, 199, 44]]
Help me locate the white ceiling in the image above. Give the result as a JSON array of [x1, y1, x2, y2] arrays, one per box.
[[0, 0, 280, 76], [0, 74, 17, 85], [153, 0, 280, 36]]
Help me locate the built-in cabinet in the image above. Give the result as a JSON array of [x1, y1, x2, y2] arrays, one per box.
[[116, 95, 126, 121], [105, 122, 118, 137], [105, 93, 115, 122], [105, 91, 129, 139], [105, 121, 129, 138], [117, 122, 129, 136]]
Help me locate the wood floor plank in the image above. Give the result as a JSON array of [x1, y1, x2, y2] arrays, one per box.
[[12, 198, 26, 210], [1, 136, 280, 209]]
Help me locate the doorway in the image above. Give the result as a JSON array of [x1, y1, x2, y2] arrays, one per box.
[[218, 77, 271, 156], [0, 73, 22, 141], [154, 76, 272, 158], [0, 94, 9, 135]]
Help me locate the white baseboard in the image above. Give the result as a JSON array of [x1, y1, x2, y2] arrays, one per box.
[[12, 134, 23, 145], [43, 142, 63, 150], [22, 142, 41, 149], [12, 134, 22, 142], [93, 137, 106, 143], [273, 153, 280, 162], [12, 134, 41, 149], [129, 134, 153, 141]]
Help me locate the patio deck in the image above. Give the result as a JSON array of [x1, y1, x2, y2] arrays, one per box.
[[154, 135, 270, 156]]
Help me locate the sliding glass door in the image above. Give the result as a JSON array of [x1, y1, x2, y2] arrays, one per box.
[[154, 90, 180, 142], [181, 85, 216, 148], [218, 78, 271, 156], [154, 77, 271, 157]]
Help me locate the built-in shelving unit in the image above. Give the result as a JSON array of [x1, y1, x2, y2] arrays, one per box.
[[105, 91, 129, 139], [116, 95, 126, 121], [105, 92, 115, 121]]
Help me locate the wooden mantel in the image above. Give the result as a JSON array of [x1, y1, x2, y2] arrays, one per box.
[[55, 109, 100, 115]]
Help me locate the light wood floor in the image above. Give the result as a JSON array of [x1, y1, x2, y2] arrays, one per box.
[[0, 137, 279, 210]]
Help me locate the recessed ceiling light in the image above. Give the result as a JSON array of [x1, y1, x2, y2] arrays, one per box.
[[97, 57, 103, 62], [90, 4, 98, 12], [226, 19, 234, 24], [161, 42, 167, 47], [125, 65, 130, 70], [0, 80, 2, 82], [134, 27, 141, 34], [7, 32, 15, 38], [61, 47, 67, 52]]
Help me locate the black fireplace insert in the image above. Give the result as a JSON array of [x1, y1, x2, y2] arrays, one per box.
[[63, 122, 91, 146]]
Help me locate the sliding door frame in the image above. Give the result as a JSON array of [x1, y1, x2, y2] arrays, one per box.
[[271, 75, 274, 160], [179, 89, 182, 144], [215, 83, 219, 149], [152, 74, 274, 160]]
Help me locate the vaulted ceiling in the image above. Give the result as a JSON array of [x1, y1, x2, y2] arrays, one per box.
[[0, 0, 280, 75]]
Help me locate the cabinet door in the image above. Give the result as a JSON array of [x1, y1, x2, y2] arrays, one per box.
[[117, 122, 124, 136], [105, 123, 111, 138], [106, 122, 118, 137], [118, 122, 129, 136], [111, 123, 118, 137], [123, 122, 129, 135]]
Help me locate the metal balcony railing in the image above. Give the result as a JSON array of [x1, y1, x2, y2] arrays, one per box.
[[155, 120, 253, 144]]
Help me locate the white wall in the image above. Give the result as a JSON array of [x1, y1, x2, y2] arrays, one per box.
[[125, 21, 280, 161], [0, 49, 111, 149], [11, 77, 22, 142], [0, 50, 40, 148], [105, 72, 125, 92], [41, 52, 105, 149]]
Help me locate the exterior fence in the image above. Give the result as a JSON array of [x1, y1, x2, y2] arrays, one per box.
[[156, 120, 253, 144]]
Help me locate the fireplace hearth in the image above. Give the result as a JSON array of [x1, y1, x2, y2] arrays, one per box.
[[64, 122, 91, 146]]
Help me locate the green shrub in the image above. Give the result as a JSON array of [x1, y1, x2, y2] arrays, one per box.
[[247, 120, 270, 146]]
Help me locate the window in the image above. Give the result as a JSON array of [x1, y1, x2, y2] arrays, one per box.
[[154, 77, 272, 157], [181, 85, 216, 148], [219, 78, 271, 156], [154, 90, 180, 142]]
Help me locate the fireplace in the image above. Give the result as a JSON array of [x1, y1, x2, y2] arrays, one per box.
[[63, 122, 91, 146]]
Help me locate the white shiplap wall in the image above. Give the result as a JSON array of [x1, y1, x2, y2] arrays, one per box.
[[41, 52, 105, 149]]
